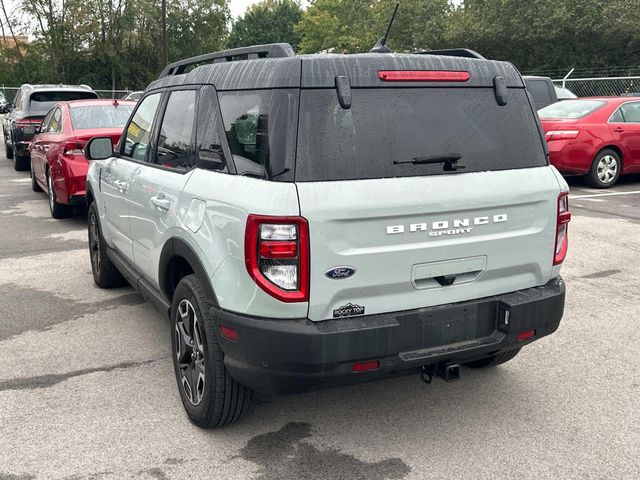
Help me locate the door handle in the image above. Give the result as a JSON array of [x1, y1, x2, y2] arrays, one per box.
[[114, 180, 128, 193], [150, 194, 170, 211], [614, 127, 624, 133]]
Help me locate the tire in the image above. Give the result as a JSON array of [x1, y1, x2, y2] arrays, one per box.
[[171, 274, 252, 428], [30, 165, 42, 192], [464, 348, 521, 369], [13, 148, 29, 171], [88, 202, 126, 288], [585, 148, 621, 188], [47, 170, 72, 219]]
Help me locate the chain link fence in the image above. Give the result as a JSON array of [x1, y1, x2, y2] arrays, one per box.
[[552, 76, 640, 97]]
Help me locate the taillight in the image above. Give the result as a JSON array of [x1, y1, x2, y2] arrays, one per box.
[[378, 70, 470, 82], [545, 130, 579, 141], [245, 215, 309, 302], [554, 192, 571, 265], [63, 142, 84, 156]]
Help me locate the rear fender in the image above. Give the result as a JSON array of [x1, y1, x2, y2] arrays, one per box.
[[159, 238, 218, 307]]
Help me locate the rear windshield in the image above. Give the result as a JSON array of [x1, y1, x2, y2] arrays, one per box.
[[295, 88, 546, 182], [538, 100, 605, 119], [70, 104, 134, 130], [29, 91, 98, 112]]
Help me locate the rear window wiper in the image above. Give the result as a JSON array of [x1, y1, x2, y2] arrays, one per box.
[[393, 154, 465, 171]]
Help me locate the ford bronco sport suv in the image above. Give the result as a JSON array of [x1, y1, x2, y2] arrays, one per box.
[[3, 84, 98, 171], [84, 43, 569, 428]]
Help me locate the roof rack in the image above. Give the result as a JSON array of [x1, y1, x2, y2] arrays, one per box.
[[158, 43, 295, 78], [415, 48, 486, 60]]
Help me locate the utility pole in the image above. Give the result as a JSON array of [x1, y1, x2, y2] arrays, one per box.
[[161, 0, 168, 66]]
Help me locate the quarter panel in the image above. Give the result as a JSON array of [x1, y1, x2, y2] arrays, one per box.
[[175, 170, 306, 318]]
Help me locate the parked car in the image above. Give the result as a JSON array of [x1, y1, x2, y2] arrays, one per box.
[[0, 92, 9, 113], [122, 90, 143, 101], [539, 96, 640, 188], [2, 84, 98, 171], [84, 43, 569, 428], [523, 76, 558, 109], [28, 99, 135, 218]]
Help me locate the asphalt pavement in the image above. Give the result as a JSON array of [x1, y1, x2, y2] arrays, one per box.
[[0, 129, 639, 479]]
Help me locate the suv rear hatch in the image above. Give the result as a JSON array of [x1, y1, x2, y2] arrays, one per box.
[[295, 55, 563, 321]]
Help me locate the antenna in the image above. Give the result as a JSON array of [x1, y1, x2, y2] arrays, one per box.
[[369, 2, 400, 54]]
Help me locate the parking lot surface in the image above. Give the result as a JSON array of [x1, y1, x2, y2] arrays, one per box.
[[1, 131, 639, 479]]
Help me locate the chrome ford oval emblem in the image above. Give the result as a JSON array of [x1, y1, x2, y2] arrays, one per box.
[[325, 266, 356, 279]]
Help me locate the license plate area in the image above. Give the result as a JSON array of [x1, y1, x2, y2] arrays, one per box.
[[398, 301, 497, 352]]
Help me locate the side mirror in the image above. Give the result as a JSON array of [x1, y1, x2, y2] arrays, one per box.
[[85, 137, 114, 160], [22, 125, 36, 135], [196, 147, 226, 171]]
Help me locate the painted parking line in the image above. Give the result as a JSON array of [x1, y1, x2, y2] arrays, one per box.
[[571, 190, 640, 199]]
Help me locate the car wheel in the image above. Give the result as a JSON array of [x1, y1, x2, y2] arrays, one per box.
[[88, 202, 126, 288], [47, 170, 72, 219], [585, 149, 621, 188], [464, 348, 521, 369], [171, 274, 252, 428], [13, 149, 29, 171], [30, 165, 42, 192]]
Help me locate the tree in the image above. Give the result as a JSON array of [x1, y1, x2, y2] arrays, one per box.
[[296, 0, 376, 53], [228, 0, 302, 50]]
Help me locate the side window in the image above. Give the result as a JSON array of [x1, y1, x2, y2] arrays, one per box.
[[610, 108, 625, 123], [619, 102, 640, 123], [48, 108, 62, 133], [195, 86, 228, 173], [154, 90, 196, 171], [14, 91, 22, 110], [122, 93, 161, 161], [40, 109, 55, 133], [218, 89, 299, 179]]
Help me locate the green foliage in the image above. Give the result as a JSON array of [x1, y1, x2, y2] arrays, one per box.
[[2, 0, 640, 90], [228, 0, 302, 49], [1, 0, 230, 90]]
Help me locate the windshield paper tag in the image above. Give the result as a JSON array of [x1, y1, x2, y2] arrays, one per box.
[[333, 303, 365, 318]]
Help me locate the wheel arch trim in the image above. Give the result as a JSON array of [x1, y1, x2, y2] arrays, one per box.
[[159, 238, 219, 307]]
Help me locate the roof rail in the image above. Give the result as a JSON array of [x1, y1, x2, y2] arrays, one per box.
[[158, 43, 295, 79], [415, 48, 486, 60]]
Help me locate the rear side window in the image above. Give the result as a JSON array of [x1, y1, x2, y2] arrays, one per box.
[[610, 102, 640, 123], [218, 89, 297, 180], [154, 90, 197, 171], [296, 88, 546, 182], [70, 104, 135, 130], [29, 91, 98, 112], [538, 100, 605, 119]]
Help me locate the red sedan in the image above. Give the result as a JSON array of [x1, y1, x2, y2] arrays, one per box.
[[29, 99, 135, 218], [539, 97, 640, 188]]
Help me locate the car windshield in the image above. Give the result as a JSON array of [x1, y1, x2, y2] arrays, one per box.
[[70, 104, 135, 130], [296, 87, 546, 182], [538, 100, 605, 119], [29, 91, 98, 112]]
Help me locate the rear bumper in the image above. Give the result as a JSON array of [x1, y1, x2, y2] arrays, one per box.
[[217, 277, 566, 394]]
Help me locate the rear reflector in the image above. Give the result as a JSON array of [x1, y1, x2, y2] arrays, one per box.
[[220, 326, 238, 341], [378, 70, 470, 82], [517, 329, 536, 342], [352, 360, 380, 373]]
